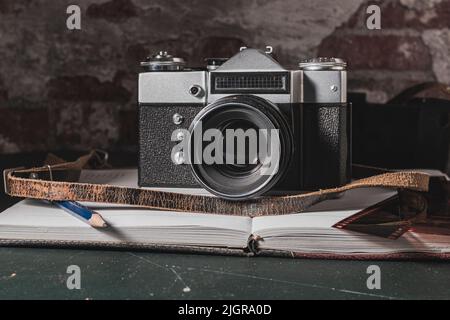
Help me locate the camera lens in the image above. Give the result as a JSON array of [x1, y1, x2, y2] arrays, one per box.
[[188, 95, 293, 200], [216, 119, 261, 176]]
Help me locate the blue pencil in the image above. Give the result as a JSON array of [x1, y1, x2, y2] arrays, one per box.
[[52, 201, 108, 228]]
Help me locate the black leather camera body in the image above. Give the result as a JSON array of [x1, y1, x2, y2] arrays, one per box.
[[138, 47, 351, 200]]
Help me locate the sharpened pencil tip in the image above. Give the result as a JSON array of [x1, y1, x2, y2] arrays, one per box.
[[89, 213, 108, 228]]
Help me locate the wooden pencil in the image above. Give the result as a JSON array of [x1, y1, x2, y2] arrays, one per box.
[[52, 200, 108, 228]]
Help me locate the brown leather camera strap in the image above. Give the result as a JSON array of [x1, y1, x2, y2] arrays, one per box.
[[3, 152, 431, 217]]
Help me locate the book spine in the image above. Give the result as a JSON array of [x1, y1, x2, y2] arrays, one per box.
[[247, 234, 262, 255]]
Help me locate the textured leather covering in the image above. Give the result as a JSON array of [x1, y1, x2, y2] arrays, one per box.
[[139, 104, 203, 187], [0, 239, 252, 257], [303, 103, 351, 189], [138, 102, 352, 193]]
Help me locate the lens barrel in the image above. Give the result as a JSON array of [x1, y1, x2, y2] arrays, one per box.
[[188, 95, 293, 200]]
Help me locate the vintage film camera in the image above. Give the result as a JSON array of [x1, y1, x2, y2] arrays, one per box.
[[138, 47, 351, 200]]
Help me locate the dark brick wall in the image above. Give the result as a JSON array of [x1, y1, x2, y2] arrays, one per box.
[[0, 0, 449, 154]]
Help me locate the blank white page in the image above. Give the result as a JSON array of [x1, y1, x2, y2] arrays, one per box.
[[252, 188, 397, 234]]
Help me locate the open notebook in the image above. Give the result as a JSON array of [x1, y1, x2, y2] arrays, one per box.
[[1, 169, 449, 259]]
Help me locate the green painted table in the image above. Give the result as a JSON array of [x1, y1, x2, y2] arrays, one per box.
[[0, 247, 449, 299]]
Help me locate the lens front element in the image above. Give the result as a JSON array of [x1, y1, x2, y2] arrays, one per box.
[[188, 95, 292, 200]]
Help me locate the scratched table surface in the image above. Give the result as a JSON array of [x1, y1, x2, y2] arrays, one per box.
[[1, 247, 450, 300], [0, 248, 450, 299], [0, 153, 449, 300]]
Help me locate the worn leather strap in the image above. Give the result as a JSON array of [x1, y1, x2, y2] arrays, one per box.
[[3, 153, 430, 217]]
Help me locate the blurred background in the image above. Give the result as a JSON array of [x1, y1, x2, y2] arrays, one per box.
[[0, 0, 449, 154]]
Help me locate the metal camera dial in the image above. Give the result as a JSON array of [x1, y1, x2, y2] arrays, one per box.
[[189, 85, 204, 97], [174, 129, 185, 141], [298, 57, 347, 71], [172, 113, 184, 125], [141, 51, 186, 71], [173, 151, 185, 165]]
